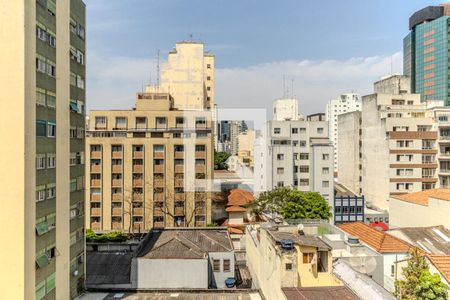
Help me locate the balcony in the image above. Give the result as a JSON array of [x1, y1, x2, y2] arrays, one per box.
[[112, 222, 122, 230], [133, 207, 144, 216], [91, 208, 101, 216], [153, 221, 164, 228], [154, 165, 164, 173], [91, 151, 102, 159], [154, 193, 164, 201], [91, 164, 102, 173], [90, 194, 101, 202], [112, 151, 122, 159], [175, 193, 185, 201], [195, 151, 206, 159], [195, 165, 206, 173], [133, 179, 144, 187], [195, 221, 206, 227], [112, 165, 122, 173], [132, 164, 143, 173], [112, 208, 122, 216], [440, 169, 450, 174], [154, 152, 164, 159], [91, 222, 101, 230], [174, 152, 184, 159], [95, 123, 106, 130], [174, 179, 184, 188], [133, 222, 144, 232], [174, 165, 184, 173], [112, 179, 122, 187], [133, 151, 144, 159], [154, 179, 165, 188], [133, 193, 144, 201], [112, 193, 122, 201], [90, 179, 101, 187], [174, 207, 184, 216]]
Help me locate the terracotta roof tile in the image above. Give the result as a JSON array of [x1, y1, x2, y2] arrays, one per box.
[[225, 205, 247, 212], [337, 222, 412, 253], [428, 255, 450, 283], [227, 189, 254, 206], [391, 188, 450, 206]]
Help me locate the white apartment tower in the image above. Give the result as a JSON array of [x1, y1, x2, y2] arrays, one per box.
[[326, 93, 361, 173], [273, 98, 300, 121]]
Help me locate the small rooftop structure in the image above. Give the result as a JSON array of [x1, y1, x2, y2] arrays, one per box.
[[337, 222, 412, 253], [282, 286, 358, 300], [267, 230, 332, 251], [135, 228, 233, 259]]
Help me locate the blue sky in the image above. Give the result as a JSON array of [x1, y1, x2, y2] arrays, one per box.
[[85, 0, 442, 114]]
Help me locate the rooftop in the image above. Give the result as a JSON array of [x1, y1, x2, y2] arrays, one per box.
[[428, 255, 450, 283], [337, 222, 412, 253], [267, 229, 332, 251], [334, 182, 358, 197], [391, 189, 450, 206], [135, 228, 233, 259], [227, 189, 254, 207], [282, 286, 358, 300], [79, 292, 261, 300], [86, 252, 132, 286], [388, 226, 450, 255]]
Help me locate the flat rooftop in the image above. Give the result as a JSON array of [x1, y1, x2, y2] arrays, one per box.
[[79, 292, 262, 300]]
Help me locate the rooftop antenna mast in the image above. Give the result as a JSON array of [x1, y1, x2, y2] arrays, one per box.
[[156, 49, 160, 89], [283, 75, 286, 98], [291, 78, 294, 98]]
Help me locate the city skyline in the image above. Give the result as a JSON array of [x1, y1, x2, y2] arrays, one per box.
[[85, 0, 440, 115]]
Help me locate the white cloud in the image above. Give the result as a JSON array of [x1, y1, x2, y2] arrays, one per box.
[[215, 52, 403, 115], [87, 51, 403, 116]]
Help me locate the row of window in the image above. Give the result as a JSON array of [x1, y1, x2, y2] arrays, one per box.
[[276, 153, 330, 161], [95, 116, 208, 128], [70, 72, 85, 90], [36, 22, 56, 48], [36, 153, 56, 169], [70, 126, 85, 139], [70, 46, 85, 65], [35, 273, 55, 300], [70, 99, 85, 114], [70, 152, 85, 166], [70, 176, 85, 192], [36, 183, 56, 202], [36, 213, 56, 236], [335, 206, 363, 214], [274, 127, 324, 135], [70, 18, 85, 40], [89, 131, 209, 139], [212, 258, 231, 272], [277, 180, 330, 188], [36, 88, 56, 108], [37, 121, 85, 139]]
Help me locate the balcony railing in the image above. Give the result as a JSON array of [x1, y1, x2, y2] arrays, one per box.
[[154, 193, 164, 201], [174, 179, 184, 187], [133, 222, 144, 231], [133, 207, 143, 215], [112, 193, 122, 201], [91, 222, 101, 230], [112, 151, 122, 159], [154, 165, 164, 173], [112, 208, 122, 216], [154, 152, 164, 159], [91, 151, 102, 159], [112, 179, 122, 187], [174, 165, 184, 173], [91, 208, 101, 216], [90, 194, 101, 202], [133, 165, 143, 173], [154, 179, 165, 188], [174, 207, 184, 215], [174, 152, 184, 159], [153, 207, 164, 216], [195, 221, 206, 227], [195, 165, 206, 173], [90, 179, 101, 187], [133, 179, 143, 187], [175, 193, 185, 201], [133, 151, 144, 159], [91, 164, 102, 173], [195, 151, 206, 158], [153, 221, 164, 227], [112, 165, 122, 173], [112, 222, 122, 230], [133, 193, 144, 201]]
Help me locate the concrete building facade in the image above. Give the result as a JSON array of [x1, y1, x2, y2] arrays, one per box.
[[85, 42, 214, 232], [326, 93, 361, 172], [338, 75, 450, 210], [273, 98, 300, 121], [0, 1, 86, 299], [255, 114, 334, 204]]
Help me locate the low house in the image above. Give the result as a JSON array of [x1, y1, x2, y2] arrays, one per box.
[[246, 224, 341, 300], [389, 189, 450, 228], [337, 222, 412, 292], [131, 228, 235, 289]]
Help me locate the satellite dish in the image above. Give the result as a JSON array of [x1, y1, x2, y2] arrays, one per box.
[[347, 249, 378, 274]]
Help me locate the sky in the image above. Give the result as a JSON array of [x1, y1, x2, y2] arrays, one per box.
[[85, 0, 442, 115]]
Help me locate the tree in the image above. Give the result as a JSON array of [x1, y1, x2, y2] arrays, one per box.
[[395, 248, 449, 300], [252, 187, 332, 221], [214, 151, 231, 170]]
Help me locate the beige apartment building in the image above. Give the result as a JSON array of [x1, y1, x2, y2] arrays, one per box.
[[0, 1, 86, 299], [338, 75, 450, 210], [86, 42, 214, 232]]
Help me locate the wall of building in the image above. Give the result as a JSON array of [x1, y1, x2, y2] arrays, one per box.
[[134, 258, 208, 288], [273, 98, 299, 121], [382, 253, 409, 292], [208, 252, 235, 288], [296, 245, 340, 287], [337, 111, 361, 194]]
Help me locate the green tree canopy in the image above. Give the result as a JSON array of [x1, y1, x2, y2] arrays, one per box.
[[86, 229, 128, 243], [214, 151, 231, 170], [252, 187, 332, 220], [395, 248, 449, 300]]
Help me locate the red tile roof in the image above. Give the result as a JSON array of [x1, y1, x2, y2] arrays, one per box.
[[225, 206, 247, 212], [337, 222, 412, 253], [391, 188, 450, 206], [428, 255, 450, 283], [282, 287, 358, 300], [227, 189, 254, 207]]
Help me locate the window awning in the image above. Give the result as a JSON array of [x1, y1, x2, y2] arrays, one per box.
[[36, 222, 48, 236], [36, 254, 49, 268], [70, 101, 78, 112]]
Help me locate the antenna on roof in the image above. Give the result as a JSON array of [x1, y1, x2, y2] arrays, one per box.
[[283, 75, 286, 98], [156, 49, 160, 88], [291, 78, 294, 98]]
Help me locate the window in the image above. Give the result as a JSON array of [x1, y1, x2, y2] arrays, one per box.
[[303, 253, 314, 264], [48, 32, 56, 48], [285, 263, 293, 270], [322, 154, 329, 160], [317, 128, 324, 134], [223, 259, 230, 272], [277, 154, 284, 160], [36, 154, 46, 169], [76, 49, 84, 65], [115, 117, 127, 128], [36, 55, 46, 73], [299, 179, 309, 186], [196, 117, 206, 126], [322, 167, 329, 174], [175, 117, 185, 126], [195, 145, 206, 152], [46, 60, 56, 77], [70, 72, 77, 86], [47, 184, 56, 199], [70, 152, 77, 166], [47, 92, 56, 108], [212, 259, 220, 272], [36, 185, 46, 202], [322, 181, 329, 188], [274, 127, 281, 134], [300, 140, 306, 147], [277, 181, 284, 187], [36, 280, 46, 300], [47, 154, 56, 168], [76, 75, 85, 89], [207, 64, 211, 69], [36, 24, 47, 41], [197, 132, 207, 138], [299, 153, 309, 160], [36, 120, 46, 137], [70, 179, 77, 192], [95, 116, 106, 128], [47, 122, 56, 138], [156, 117, 166, 125], [299, 166, 309, 173], [36, 88, 46, 106], [292, 128, 298, 134], [277, 167, 284, 174]]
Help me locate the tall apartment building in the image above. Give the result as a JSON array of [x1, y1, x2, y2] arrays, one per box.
[[0, 1, 86, 299], [326, 93, 361, 173], [404, 2, 450, 105], [338, 75, 450, 210], [86, 42, 214, 232], [254, 113, 334, 205]]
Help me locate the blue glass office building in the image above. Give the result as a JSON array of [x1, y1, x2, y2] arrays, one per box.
[[404, 4, 450, 105]]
